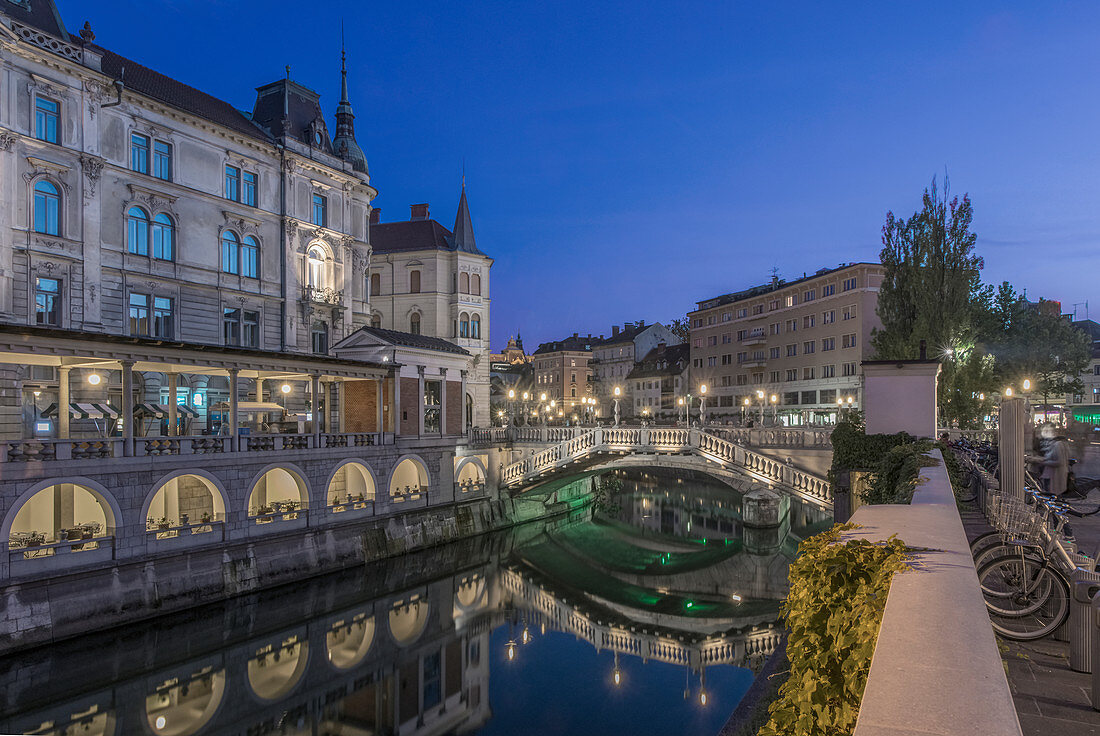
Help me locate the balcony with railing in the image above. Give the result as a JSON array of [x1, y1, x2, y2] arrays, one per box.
[[302, 285, 345, 307]]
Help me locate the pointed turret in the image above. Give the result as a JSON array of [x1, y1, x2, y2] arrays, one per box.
[[452, 180, 484, 255], [332, 45, 368, 174]]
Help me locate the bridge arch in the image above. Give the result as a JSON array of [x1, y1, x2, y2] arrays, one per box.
[[388, 454, 430, 497], [2, 476, 122, 551], [326, 613, 376, 670], [141, 470, 229, 528], [246, 634, 310, 702], [325, 460, 377, 506], [144, 667, 227, 736], [388, 597, 430, 646], [246, 464, 311, 517]]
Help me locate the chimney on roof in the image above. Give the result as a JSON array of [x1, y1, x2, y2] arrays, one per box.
[[369, 208, 381, 225], [410, 203, 430, 221], [638, 319, 645, 328], [573, 332, 578, 338], [612, 326, 620, 337]]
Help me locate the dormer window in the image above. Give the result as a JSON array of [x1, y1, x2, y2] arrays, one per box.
[[314, 130, 324, 146]]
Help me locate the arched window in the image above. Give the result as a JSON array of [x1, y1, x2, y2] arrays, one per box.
[[471, 273, 481, 296], [33, 180, 60, 235], [409, 270, 421, 294], [221, 231, 239, 274], [127, 206, 150, 255], [370, 272, 381, 297], [459, 272, 470, 294], [459, 312, 470, 338], [410, 313, 421, 335], [242, 235, 259, 278], [152, 213, 174, 261], [308, 246, 325, 288], [471, 313, 481, 339]]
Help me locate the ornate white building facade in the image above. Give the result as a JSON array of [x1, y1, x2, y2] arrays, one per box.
[[368, 195, 493, 427]]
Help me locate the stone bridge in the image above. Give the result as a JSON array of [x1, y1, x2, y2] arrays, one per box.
[[479, 426, 832, 508]]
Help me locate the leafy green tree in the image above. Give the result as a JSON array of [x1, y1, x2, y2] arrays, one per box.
[[987, 283, 1090, 408], [669, 315, 690, 343], [872, 176, 989, 426]]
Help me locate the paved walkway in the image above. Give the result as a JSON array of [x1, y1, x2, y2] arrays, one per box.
[[961, 493, 1100, 736]]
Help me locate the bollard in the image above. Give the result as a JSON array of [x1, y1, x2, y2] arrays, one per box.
[[1093, 590, 1100, 709], [1071, 574, 1100, 673]]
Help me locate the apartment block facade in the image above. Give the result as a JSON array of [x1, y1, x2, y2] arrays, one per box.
[[688, 263, 884, 425], [532, 334, 595, 412]]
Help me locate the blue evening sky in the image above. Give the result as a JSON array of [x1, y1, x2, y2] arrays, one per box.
[[59, 1, 1100, 348]]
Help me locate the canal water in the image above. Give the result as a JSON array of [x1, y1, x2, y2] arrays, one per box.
[[0, 469, 831, 736]]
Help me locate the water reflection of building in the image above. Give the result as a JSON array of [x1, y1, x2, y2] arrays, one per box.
[[2, 558, 498, 736]]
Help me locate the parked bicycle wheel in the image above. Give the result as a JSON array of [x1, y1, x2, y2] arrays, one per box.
[[976, 554, 1069, 640]]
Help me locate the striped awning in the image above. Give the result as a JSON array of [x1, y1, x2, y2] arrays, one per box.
[[41, 402, 119, 419], [134, 403, 200, 418]]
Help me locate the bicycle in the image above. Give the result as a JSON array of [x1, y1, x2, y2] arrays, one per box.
[[975, 500, 1072, 640]]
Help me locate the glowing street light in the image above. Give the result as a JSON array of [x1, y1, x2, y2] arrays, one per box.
[[699, 384, 708, 426], [87, 373, 102, 386], [613, 386, 622, 427]]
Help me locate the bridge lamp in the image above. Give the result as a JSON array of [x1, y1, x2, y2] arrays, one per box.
[[743, 398, 750, 406], [612, 651, 623, 687], [837, 398, 844, 407], [507, 640, 516, 661], [87, 373, 102, 386], [847, 396, 854, 405], [613, 386, 621, 397], [540, 392, 547, 402], [1022, 378, 1032, 392], [699, 689, 708, 706], [281, 383, 292, 394], [550, 400, 556, 409], [523, 391, 529, 401], [1005, 387, 1014, 398], [979, 392, 985, 401], [770, 394, 778, 404], [700, 384, 708, 395], [755, 389, 763, 400], [508, 389, 515, 400]]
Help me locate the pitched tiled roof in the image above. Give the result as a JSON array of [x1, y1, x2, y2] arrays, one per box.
[[627, 343, 690, 379], [371, 219, 455, 254], [533, 335, 595, 354], [95, 48, 271, 142], [595, 324, 648, 347], [353, 326, 469, 355]]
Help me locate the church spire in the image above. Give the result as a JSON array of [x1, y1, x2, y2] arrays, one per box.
[[332, 35, 368, 174], [452, 178, 483, 255]]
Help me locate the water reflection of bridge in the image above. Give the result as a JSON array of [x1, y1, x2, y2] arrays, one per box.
[[498, 565, 782, 672]]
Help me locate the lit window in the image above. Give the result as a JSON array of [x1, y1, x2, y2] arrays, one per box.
[[311, 321, 328, 354], [130, 133, 150, 174], [242, 171, 257, 207], [153, 296, 173, 339], [153, 140, 172, 181], [33, 180, 60, 235], [459, 313, 470, 338], [152, 213, 173, 261], [311, 193, 327, 227], [35, 97, 59, 143], [243, 310, 260, 348], [221, 231, 239, 274], [242, 236, 259, 278], [223, 308, 241, 345], [35, 277, 60, 326], [307, 246, 325, 287], [129, 293, 150, 335], [127, 206, 150, 255], [472, 314, 481, 339], [225, 165, 240, 202]]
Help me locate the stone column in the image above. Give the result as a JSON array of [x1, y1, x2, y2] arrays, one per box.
[[375, 378, 384, 434], [311, 374, 322, 446], [417, 366, 426, 437], [228, 368, 239, 452], [58, 366, 70, 440], [460, 369, 468, 432], [121, 360, 135, 456], [0, 134, 15, 319], [167, 372, 178, 436], [999, 397, 1027, 502], [439, 367, 448, 437], [392, 368, 402, 438], [326, 379, 337, 433], [255, 377, 264, 402]]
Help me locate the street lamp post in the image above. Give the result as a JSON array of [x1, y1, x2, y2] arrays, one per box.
[[678, 396, 685, 427], [507, 388, 516, 426], [755, 389, 765, 425], [699, 384, 708, 426], [770, 394, 778, 424], [613, 386, 622, 428], [742, 397, 750, 425], [540, 393, 548, 427]]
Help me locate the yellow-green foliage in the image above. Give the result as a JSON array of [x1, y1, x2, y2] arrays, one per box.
[[759, 524, 910, 736]]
